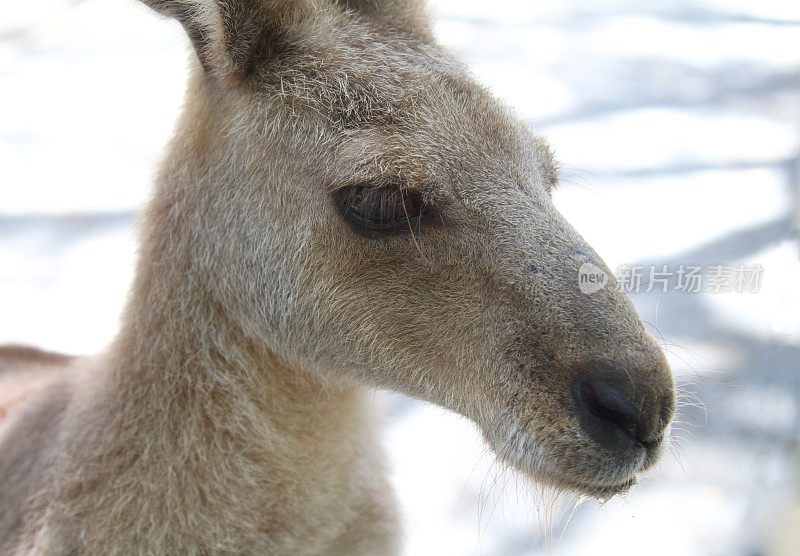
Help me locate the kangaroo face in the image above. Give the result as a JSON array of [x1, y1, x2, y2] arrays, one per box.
[[144, 0, 675, 498]]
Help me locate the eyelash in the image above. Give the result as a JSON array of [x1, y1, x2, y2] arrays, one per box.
[[333, 183, 429, 236]]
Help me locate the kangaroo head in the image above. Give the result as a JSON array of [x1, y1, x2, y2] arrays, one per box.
[[140, 0, 675, 498]]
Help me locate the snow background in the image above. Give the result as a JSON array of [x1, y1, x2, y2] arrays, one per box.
[[1, 1, 799, 554]]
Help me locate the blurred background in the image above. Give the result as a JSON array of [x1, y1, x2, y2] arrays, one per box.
[[1, 1, 798, 554]]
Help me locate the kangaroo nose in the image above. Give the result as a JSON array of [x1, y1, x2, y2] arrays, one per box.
[[572, 370, 672, 450]]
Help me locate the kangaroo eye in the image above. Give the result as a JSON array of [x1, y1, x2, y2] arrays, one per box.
[[334, 184, 428, 236]]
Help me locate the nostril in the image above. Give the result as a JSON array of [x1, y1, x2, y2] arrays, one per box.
[[572, 378, 642, 449], [585, 382, 638, 435]]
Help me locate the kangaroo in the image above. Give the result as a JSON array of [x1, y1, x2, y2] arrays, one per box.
[[0, 0, 676, 553]]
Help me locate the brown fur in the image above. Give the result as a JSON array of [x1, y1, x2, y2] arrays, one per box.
[[0, 1, 675, 553], [0, 347, 73, 427]]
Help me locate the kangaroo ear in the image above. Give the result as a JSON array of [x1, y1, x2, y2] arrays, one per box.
[[140, 0, 305, 79]]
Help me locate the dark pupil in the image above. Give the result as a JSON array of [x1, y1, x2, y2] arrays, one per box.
[[337, 184, 425, 233]]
